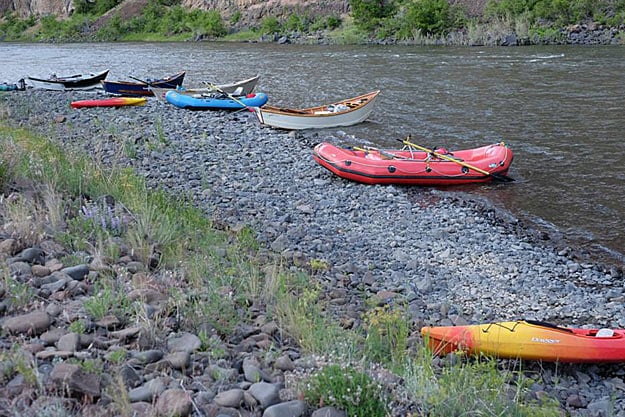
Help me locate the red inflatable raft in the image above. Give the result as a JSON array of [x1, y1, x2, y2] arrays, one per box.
[[313, 140, 514, 186], [70, 97, 148, 109]]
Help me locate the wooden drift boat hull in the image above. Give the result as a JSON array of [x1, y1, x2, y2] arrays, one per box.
[[252, 90, 380, 130], [165, 91, 268, 110], [102, 71, 186, 96], [313, 142, 513, 186], [421, 320, 625, 363], [27, 69, 109, 91], [150, 75, 260, 104], [70, 97, 148, 109]]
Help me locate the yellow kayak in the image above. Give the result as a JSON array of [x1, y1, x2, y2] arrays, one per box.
[[71, 97, 147, 109], [422, 320, 625, 363]]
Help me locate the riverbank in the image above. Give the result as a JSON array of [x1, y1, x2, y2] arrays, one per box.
[[1, 89, 625, 415]]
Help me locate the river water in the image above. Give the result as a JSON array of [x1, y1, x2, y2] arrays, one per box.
[[1, 42, 624, 265]]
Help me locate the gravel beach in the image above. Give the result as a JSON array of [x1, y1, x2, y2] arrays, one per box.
[[2, 89, 625, 416]]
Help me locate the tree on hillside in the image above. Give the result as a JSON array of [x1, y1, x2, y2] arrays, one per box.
[[405, 0, 452, 35], [350, 0, 398, 30], [74, 0, 123, 16]]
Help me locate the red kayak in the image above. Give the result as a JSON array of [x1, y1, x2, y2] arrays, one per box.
[[313, 140, 514, 186], [70, 97, 147, 109]]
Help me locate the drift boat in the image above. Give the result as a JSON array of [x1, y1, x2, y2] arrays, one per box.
[[101, 71, 186, 96], [421, 320, 625, 363], [251, 90, 380, 130], [27, 69, 109, 91], [313, 141, 513, 186], [70, 97, 148, 109], [165, 90, 268, 110]]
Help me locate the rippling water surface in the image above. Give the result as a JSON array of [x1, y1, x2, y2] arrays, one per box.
[[2, 42, 624, 264]]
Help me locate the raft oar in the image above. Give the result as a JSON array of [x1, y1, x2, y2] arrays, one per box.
[[129, 75, 152, 85], [399, 136, 514, 182], [203, 81, 255, 112]]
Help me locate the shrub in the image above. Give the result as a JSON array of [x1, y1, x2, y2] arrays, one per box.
[[305, 364, 388, 417], [363, 304, 409, 367], [190, 9, 227, 38], [74, 0, 122, 16], [405, 0, 452, 35], [284, 14, 307, 32], [0, 13, 36, 40], [350, 0, 397, 31], [260, 16, 281, 34]]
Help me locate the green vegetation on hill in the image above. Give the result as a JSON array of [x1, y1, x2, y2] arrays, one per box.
[[349, 0, 625, 40], [0, 0, 624, 43]]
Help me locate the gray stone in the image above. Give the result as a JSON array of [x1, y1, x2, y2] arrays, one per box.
[[40, 327, 68, 345], [2, 311, 51, 335], [13, 247, 45, 264], [50, 363, 100, 397], [0, 238, 16, 255], [262, 400, 306, 417], [61, 264, 90, 281], [131, 349, 164, 364], [243, 356, 270, 383], [274, 354, 295, 371], [56, 332, 80, 352], [311, 407, 347, 417], [128, 378, 167, 403], [167, 332, 202, 353], [248, 382, 280, 409], [166, 351, 190, 370], [8, 261, 31, 278], [155, 388, 192, 417], [214, 388, 244, 408]]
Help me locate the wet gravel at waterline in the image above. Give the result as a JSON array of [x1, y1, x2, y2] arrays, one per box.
[[2, 90, 625, 416]]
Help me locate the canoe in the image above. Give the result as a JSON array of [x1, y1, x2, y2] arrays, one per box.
[[150, 75, 260, 104], [421, 320, 625, 363], [165, 90, 268, 110], [27, 69, 109, 91], [312, 141, 513, 186], [70, 97, 148, 109], [101, 71, 186, 96], [251, 90, 380, 130]]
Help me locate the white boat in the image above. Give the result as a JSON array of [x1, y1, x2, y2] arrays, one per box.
[[150, 75, 260, 103], [251, 90, 380, 130], [26, 69, 109, 91]]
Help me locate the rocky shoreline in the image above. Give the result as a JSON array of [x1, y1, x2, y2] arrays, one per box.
[[258, 21, 625, 46], [1, 89, 625, 416]]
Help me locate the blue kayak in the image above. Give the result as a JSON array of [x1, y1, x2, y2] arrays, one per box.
[[165, 90, 268, 110]]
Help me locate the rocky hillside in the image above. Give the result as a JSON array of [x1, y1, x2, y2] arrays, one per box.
[[2, 0, 485, 23], [4, 0, 73, 18], [181, 0, 350, 25]]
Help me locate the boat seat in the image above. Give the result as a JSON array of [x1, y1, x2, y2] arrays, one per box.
[[596, 328, 614, 337]]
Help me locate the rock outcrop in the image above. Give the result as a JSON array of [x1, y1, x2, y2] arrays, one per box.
[[4, 0, 74, 18], [1, 0, 350, 22]]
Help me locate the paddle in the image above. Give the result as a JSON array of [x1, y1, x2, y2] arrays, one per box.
[[399, 135, 514, 182]]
